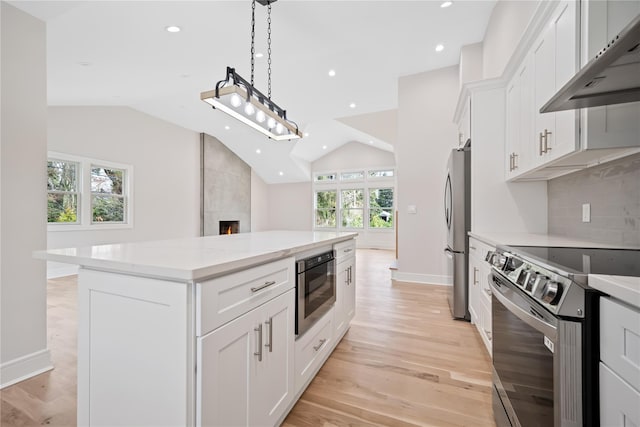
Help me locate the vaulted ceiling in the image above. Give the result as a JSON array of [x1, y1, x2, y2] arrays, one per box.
[[10, 0, 496, 183]]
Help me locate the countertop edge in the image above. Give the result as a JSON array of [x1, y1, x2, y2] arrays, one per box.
[[34, 233, 357, 282], [589, 274, 640, 310], [468, 231, 640, 250]]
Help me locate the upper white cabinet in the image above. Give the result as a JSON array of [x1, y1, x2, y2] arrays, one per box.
[[457, 96, 471, 147], [505, 0, 640, 182]]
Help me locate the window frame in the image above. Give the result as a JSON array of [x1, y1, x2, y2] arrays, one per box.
[[47, 152, 134, 231], [47, 158, 81, 225], [312, 166, 395, 232]]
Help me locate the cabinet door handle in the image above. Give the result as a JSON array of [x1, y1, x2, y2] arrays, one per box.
[[254, 324, 263, 362], [264, 317, 273, 353], [485, 330, 492, 341], [470, 245, 476, 251], [473, 267, 479, 285], [544, 129, 552, 152], [348, 266, 352, 284], [313, 338, 327, 352], [510, 153, 514, 171], [539, 132, 545, 155], [459, 132, 463, 144], [251, 280, 276, 293], [513, 153, 518, 170]]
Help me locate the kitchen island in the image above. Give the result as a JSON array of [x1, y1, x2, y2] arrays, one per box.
[[36, 230, 357, 427]]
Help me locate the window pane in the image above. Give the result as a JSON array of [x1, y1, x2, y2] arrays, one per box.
[[47, 160, 77, 191], [91, 167, 124, 195], [341, 171, 364, 181], [315, 173, 336, 182], [341, 189, 363, 208], [342, 209, 363, 228], [368, 169, 394, 178], [370, 209, 394, 228], [92, 195, 125, 222], [316, 190, 336, 209], [369, 188, 394, 209], [47, 193, 78, 223], [315, 209, 336, 227]]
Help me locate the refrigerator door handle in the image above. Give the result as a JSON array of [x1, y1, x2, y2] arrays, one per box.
[[444, 247, 454, 258]]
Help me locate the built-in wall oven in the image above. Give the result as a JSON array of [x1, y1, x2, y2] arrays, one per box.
[[296, 250, 336, 336], [488, 246, 603, 427]]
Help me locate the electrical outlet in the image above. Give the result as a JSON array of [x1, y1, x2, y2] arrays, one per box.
[[582, 203, 591, 223]]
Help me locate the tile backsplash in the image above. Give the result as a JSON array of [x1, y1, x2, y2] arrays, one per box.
[[548, 152, 640, 246]]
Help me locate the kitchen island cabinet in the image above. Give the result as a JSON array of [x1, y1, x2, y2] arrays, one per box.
[[36, 230, 357, 427]]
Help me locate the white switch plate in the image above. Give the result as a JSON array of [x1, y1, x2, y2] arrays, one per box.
[[582, 203, 590, 223], [407, 205, 417, 214]]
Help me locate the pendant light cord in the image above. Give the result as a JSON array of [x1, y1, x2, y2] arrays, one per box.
[[250, 0, 256, 87], [267, 3, 272, 100]]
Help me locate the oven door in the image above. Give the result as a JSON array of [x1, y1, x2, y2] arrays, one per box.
[[296, 258, 336, 336]]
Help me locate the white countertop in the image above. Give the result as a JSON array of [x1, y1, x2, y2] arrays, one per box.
[[35, 231, 357, 281], [468, 231, 640, 250], [589, 275, 640, 310]]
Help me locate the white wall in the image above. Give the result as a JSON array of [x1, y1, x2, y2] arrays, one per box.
[[1, 3, 52, 388], [251, 170, 269, 232], [459, 42, 484, 89], [482, 1, 539, 79], [267, 182, 313, 231], [312, 142, 396, 249], [396, 65, 460, 284], [47, 107, 200, 270]]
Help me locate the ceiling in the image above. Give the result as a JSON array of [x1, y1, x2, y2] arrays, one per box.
[[10, 0, 496, 183]]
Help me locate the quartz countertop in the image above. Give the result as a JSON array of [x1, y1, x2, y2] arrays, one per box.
[[468, 231, 640, 250], [35, 231, 357, 281], [589, 275, 640, 310]]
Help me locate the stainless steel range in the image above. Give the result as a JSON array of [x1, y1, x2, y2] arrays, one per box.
[[487, 245, 640, 427]]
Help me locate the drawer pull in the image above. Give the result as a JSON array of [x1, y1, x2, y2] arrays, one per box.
[[251, 280, 277, 293], [313, 338, 327, 352], [343, 248, 353, 253]]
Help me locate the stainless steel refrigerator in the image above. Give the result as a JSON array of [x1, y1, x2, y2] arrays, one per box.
[[444, 144, 470, 320]]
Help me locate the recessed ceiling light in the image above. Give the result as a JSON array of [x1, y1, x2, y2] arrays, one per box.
[[255, 53, 264, 58], [224, 125, 230, 130], [165, 26, 181, 33], [180, 74, 190, 78], [322, 145, 327, 150], [256, 149, 261, 154], [369, 140, 374, 144], [328, 69, 336, 77], [440, 1, 453, 8], [279, 171, 284, 176], [78, 61, 92, 67], [435, 44, 445, 52], [349, 103, 356, 109]]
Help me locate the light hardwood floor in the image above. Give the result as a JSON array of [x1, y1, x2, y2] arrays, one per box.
[[1, 249, 495, 427]]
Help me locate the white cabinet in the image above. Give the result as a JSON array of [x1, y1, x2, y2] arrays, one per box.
[[506, 56, 534, 179], [599, 297, 640, 426], [334, 240, 356, 339], [198, 289, 295, 427], [457, 97, 471, 147], [294, 308, 333, 393], [468, 237, 494, 356]]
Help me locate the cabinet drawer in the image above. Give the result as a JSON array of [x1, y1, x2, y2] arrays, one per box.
[[334, 239, 355, 260], [469, 237, 495, 263], [601, 297, 640, 392], [196, 257, 295, 336], [294, 309, 333, 393], [600, 363, 640, 427]]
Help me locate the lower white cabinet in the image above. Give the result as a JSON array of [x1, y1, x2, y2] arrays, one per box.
[[334, 255, 355, 339], [294, 309, 333, 393], [600, 363, 640, 427], [197, 289, 295, 427], [468, 237, 494, 356]]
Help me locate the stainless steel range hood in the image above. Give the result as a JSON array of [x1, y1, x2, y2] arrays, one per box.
[[541, 14, 640, 113]]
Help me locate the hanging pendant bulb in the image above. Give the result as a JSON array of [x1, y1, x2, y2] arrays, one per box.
[[244, 103, 256, 116], [267, 117, 276, 129], [230, 93, 242, 108], [256, 109, 266, 123], [275, 122, 284, 134]]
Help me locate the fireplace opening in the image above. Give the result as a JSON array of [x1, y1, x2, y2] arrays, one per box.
[[219, 220, 239, 235]]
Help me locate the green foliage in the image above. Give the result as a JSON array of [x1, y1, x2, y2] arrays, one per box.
[[48, 193, 77, 223], [92, 196, 124, 222], [58, 206, 77, 222]]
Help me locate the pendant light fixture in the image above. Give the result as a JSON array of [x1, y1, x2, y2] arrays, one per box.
[[201, 0, 302, 141]]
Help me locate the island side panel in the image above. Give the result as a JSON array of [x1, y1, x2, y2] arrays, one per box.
[[77, 268, 194, 426]]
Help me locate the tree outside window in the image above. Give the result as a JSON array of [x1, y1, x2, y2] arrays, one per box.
[[369, 188, 394, 228], [47, 160, 79, 223], [341, 189, 364, 228], [91, 166, 126, 223], [315, 190, 336, 227]]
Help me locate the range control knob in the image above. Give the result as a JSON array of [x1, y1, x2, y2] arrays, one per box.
[[504, 257, 523, 272], [495, 255, 507, 269], [541, 281, 563, 305]]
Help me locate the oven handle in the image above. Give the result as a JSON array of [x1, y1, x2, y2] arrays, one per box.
[[490, 273, 557, 341]]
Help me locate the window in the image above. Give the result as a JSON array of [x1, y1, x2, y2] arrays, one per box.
[[341, 189, 364, 228], [315, 190, 337, 228], [369, 188, 394, 228], [313, 167, 395, 231], [47, 159, 79, 223], [91, 166, 126, 223], [47, 152, 132, 230], [369, 169, 394, 178]]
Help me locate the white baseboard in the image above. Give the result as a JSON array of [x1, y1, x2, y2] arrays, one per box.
[[391, 270, 452, 286], [47, 261, 78, 279], [1, 349, 53, 389]]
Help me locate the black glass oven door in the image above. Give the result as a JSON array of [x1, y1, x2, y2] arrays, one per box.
[[303, 260, 335, 317]]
